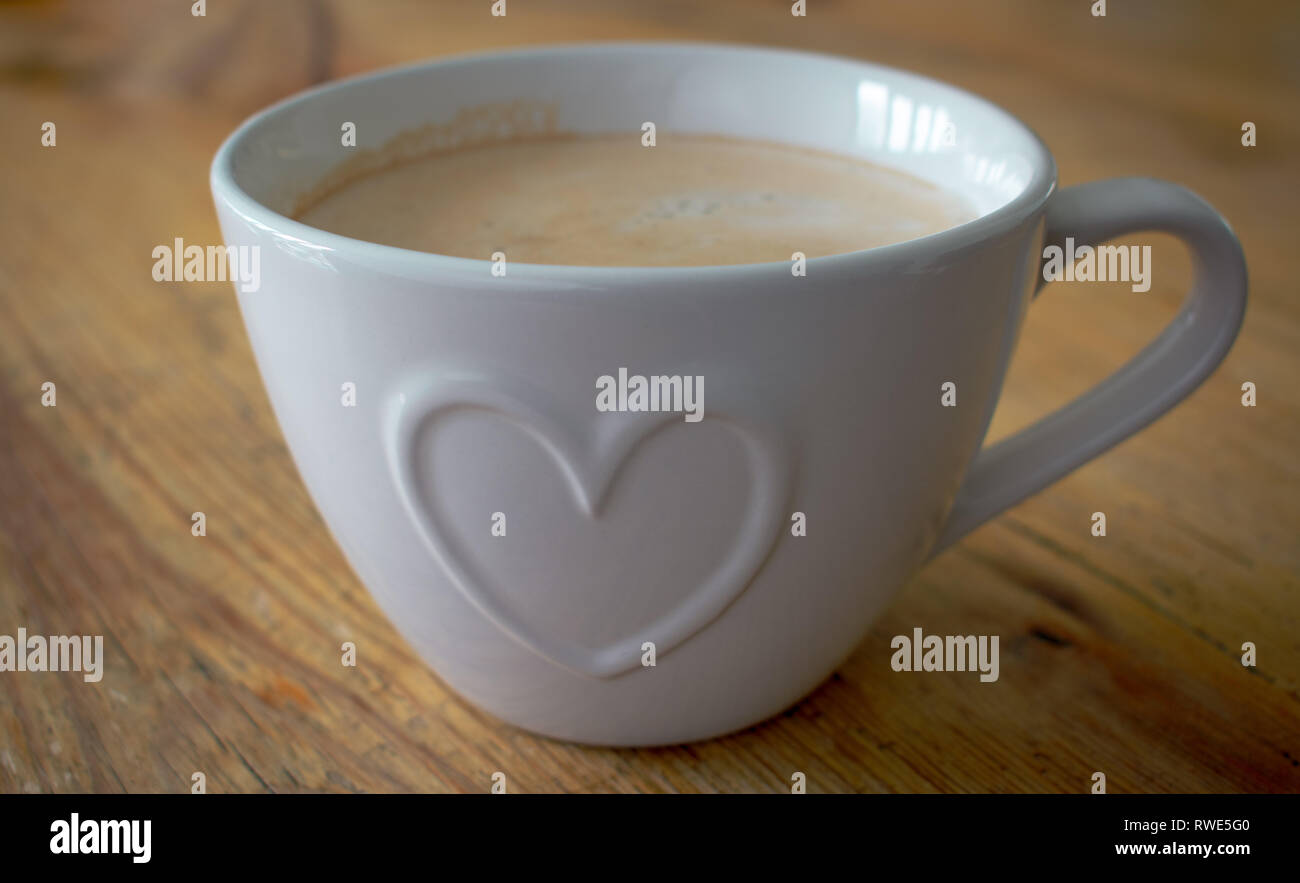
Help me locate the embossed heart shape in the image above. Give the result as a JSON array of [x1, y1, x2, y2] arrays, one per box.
[[384, 374, 790, 679]]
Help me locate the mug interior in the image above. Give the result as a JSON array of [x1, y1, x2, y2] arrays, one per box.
[[214, 42, 1054, 263]]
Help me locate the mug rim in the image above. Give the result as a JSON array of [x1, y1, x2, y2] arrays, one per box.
[[210, 40, 1058, 283]]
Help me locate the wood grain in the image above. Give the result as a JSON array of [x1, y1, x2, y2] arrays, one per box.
[[1, 0, 1297, 793]]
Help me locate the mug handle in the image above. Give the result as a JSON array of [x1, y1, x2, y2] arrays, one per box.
[[930, 177, 1248, 555]]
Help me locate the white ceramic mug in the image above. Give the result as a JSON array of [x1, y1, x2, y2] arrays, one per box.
[[211, 43, 1247, 745]]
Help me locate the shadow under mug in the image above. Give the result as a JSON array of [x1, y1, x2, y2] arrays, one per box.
[[211, 43, 1246, 746]]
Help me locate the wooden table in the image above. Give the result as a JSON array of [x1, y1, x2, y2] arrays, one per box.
[[2, 0, 1297, 793]]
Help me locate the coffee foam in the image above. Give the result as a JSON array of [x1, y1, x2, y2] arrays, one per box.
[[292, 99, 561, 217], [295, 128, 978, 266]]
